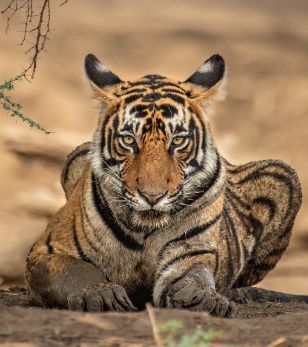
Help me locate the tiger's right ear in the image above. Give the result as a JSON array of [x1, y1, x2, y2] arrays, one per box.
[[84, 54, 122, 101]]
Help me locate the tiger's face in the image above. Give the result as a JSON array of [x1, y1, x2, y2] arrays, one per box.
[[86, 54, 225, 227]]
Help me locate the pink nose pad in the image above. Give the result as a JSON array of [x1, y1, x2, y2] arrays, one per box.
[[139, 190, 167, 206]]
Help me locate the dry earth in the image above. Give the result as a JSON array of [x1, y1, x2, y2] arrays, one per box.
[[0, 0, 308, 345], [0, 288, 308, 346]]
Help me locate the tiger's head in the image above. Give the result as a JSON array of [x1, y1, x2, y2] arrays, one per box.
[[86, 54, 226, 228]]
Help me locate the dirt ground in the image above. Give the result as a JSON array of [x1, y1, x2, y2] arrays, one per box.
[[0, 288, 308, 347], [0, 0, 308, 345]]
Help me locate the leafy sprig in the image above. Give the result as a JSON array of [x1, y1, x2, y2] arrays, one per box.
[[0, 75, 50, 134]]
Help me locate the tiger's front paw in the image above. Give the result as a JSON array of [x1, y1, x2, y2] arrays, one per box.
[[163, 264, 235, 317], [67, 283, 137, 312]]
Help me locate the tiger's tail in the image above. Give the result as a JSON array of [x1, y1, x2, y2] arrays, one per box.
[[225, 287, 308, 304]]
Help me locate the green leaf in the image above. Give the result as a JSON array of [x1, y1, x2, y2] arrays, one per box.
[[0, 74, 50, 134]]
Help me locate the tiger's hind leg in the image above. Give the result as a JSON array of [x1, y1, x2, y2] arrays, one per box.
[[225, 159, 304, 303]]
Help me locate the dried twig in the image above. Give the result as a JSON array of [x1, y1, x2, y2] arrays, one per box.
[[1, 0, 67, 79], [146, 303, 164, 347], [59, 0, 68, 6]]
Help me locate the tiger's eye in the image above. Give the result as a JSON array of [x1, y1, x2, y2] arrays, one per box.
[[123, 135, 135, 145], [172, 137, 185, 146]]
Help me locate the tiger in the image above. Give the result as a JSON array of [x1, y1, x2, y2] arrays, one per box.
[[25, 53, 307, 317]]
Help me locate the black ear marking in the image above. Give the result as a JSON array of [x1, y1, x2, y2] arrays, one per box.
[[185, 54, 225, 88], [85, 54, 122, 88]]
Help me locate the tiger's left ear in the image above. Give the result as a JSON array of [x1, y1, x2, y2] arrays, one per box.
[[183, 54, 226, 107], [84, 54, 122, 102]]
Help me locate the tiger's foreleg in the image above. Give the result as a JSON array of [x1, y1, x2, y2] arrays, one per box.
[[153, 260, 235, 317], [26, 247, 136, 312]]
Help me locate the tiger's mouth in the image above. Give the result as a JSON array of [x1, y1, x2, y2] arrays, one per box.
[[122, 187, 183, 213], [129, 209, 172, 230]]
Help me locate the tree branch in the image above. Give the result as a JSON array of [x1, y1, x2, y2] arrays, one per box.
[[1, 0, 66, 79]]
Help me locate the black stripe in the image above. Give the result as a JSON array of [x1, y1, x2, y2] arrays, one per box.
[[226, 187, 250, 210], [131, 104, 149, 118], [129, 80, 186, 92], [159, 214, 221, 258], [237, 171, 295, 232], [107, 128, 113, 156], [226, 194, 253, 235], [100, 116, 112, 171], [199, 117, 207, 152], [122, 88, 147, 95], [91, 173, 144, 251], [223, 207, 241, 267], [223, 215, 235, 286], [226, 162, 256, 174], [143, 74, 166, 80], [254, 262, 276, 272], [238, 171, 292, 186], [128, 80, 154, 87], [182, 154, 221, 206], [139, 92, 185, 105], [153, 82, 187, 91], [102, 158, 118, 168], [124, 94, 142, 104], [46, 232, 54, 254], [157, 249, 216, 279], [162, 93, 185, 105], [226, 188, 267, 241], [258, 161, 297, 178], [80, 199, 102, 254], [193, 120, 200, 161], [253, 197, 276, 221], [161, 88, 186, 95], [267, 245, 288, 257], [159, 104, 178, 118], [187, 159, 202, 170], [72, 219, 96, 267]]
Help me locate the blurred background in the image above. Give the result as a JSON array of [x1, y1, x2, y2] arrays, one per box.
[[0, 0, 307, 293]]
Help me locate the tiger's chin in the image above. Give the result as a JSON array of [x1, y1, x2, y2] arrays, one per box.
[[130, 210, 171, 230]]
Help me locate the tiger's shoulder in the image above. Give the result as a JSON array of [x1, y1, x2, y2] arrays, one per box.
[[61, 141, 91, 199]]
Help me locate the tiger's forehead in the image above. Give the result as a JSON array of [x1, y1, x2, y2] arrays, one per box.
[[122, 74, 187, 96], [115, 74, 191, 123]]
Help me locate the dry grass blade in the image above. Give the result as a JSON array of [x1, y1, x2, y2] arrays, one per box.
[[267, 336, 287, 347], [146, 303, 164, 347]]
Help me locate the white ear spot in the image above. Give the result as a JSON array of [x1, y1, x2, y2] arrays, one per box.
[[198, 61, 214, 74], [95, 61, 109, 73]]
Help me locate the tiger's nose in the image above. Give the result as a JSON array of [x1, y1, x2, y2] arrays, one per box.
[[138, 190, 167, 206]]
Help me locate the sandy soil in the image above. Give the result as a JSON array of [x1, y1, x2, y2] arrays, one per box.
[[0, 288, 308, 347], [0, 0, 308, 345]]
